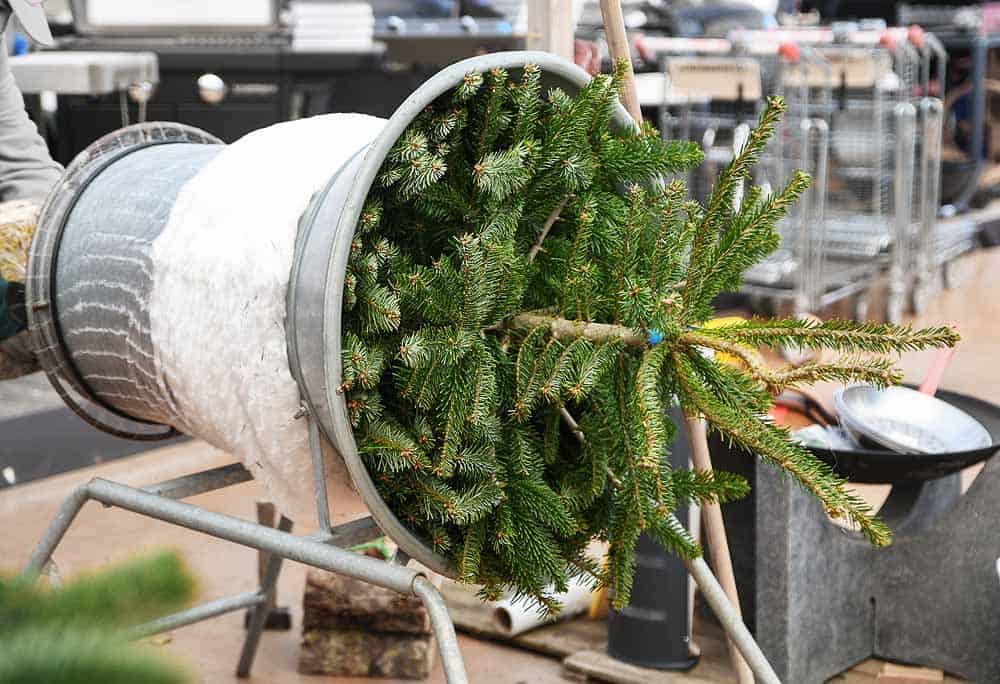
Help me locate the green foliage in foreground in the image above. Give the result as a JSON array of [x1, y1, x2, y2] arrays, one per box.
[[340, 62, 960, 611], [0, 551, 195, 684]]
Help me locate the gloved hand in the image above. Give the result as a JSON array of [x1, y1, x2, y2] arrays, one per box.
[[0, 199, 41, 379], [0, 276, 25, 338], [0, 198, 39, 282]]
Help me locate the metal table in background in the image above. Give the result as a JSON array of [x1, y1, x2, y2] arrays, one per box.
[[10, 50, 159, 156]]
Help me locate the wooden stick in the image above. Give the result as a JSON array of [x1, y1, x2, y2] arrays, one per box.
[[506, 312, 647, 347], [683, 417, 755, 684], [598, 0, 641, 122], [592, 2, 754, 680]]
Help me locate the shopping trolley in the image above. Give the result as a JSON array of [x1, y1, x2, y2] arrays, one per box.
[[814, 38, 921, 323], [656, 44, 834, 317], [741, 44, 842, 317], [658, 53, 765, 203], [908, 28, 978, 313]]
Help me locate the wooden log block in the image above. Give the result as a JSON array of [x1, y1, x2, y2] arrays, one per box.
[[300, 568, 437, 678], [299, 629, 436, 679], [303, 568, 431, 635]]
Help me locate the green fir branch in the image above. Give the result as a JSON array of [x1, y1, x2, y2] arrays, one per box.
[[698, 318, 960, 354], [338, 65, 959, 610], [673, 348, 891, 546]]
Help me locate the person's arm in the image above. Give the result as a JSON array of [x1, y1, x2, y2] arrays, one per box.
[[0, 37, 62, 202], [0, 37, 61, 374]]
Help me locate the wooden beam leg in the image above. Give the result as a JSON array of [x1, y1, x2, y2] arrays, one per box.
[[243, 501, 293, 632], [527, 0, 575, 62], [256, 501, 278, 615]]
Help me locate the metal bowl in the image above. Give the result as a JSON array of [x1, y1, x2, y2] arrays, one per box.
[[834, 385, 992, 455], [809, 387, 1000, 483]]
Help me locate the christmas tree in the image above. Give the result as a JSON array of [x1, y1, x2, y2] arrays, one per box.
[[340, 62, 959, 611], [0, 551, 195, 683]]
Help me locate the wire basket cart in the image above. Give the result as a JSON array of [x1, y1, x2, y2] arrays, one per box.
[[909, 30, 979, 313], [655, 44, 834, 317], [745, 27, 963, 321], [645, 28, 971, 321], [657, 52, 765, 204], [815, 39, 921, 323], [736, 46, 835, 316], [655, 40, 882, 319]]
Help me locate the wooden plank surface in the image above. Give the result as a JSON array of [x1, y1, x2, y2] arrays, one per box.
[[829, 660, 963, 683], [876, 662, 944, 681], [442, 580, 971, 684], [564, 651, 719, 684]]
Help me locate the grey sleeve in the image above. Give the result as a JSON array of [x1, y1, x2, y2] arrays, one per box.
[[0, 39, 62, 202]]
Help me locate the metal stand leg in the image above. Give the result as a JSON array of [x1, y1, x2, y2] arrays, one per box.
[[662, 513, 781, 684], [237, 512, 293, 677], [27, 410, 771, 684], [243, 502, 293, 632], [413, 576, 468, 684], [22, 473, 469, 684], [562, 407, 781, 682], [23, 486, 90, 576]]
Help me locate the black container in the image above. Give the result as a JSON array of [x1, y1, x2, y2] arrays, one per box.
[[607, 405, 699, 670]]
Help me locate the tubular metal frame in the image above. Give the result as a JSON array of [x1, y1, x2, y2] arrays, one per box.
[[21, 409, 470, 683], [21, 407, 783, 683]]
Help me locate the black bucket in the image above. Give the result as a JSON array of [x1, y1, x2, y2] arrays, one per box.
[[607, 404, 699, 670]]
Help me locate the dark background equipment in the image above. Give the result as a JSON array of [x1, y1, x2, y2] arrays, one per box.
[[42, 0, 524, 163]]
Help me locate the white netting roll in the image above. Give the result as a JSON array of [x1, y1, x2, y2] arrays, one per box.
[[147, 114, 386, 521]]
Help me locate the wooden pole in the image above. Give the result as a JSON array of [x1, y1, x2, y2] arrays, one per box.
[[255, 502, 279, 615], [594, 2, 754, 680], [683, 418, 755, 684], [597, 0, 641, 121]]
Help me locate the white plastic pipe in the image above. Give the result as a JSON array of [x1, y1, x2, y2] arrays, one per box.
[[491, 576, 593, 636]]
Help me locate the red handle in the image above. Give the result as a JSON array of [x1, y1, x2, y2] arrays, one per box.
[[918, 325, 960, 397], [778, 41, 801, 64]]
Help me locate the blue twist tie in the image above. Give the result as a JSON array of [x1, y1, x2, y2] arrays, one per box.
[[12, 33, 29, 57]]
